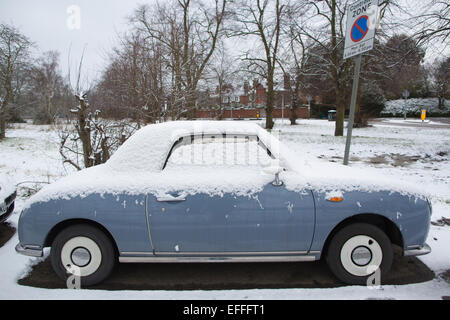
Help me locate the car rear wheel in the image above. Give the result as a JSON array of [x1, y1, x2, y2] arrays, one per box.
[[325, 223, 393, 285], [50, 224, 116, 287]]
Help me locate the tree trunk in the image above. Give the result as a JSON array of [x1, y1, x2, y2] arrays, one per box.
[[265, 78, 275, 129], [45, 94, 53, 124], [186, 91, 197, 120], [329, 0, 345, 137], [353, 80, 363, 127], [290, 96, 298, 125], [0, 90, 11, 139], [76, 96, 93, 168], [0, 70, 12, 139], [334, 91, 345, 136], [438, 96, 445, 109], [290, 74, 301, 125], [0, 109, 6, 140]]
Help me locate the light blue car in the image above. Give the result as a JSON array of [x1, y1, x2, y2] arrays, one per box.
[[16, 121, 431, 286]]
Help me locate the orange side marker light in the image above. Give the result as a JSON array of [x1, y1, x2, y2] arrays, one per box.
[[328, 197, 343, 202]]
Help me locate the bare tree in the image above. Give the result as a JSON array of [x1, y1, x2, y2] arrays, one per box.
[[278, 5, 313, 125], [432, 56, 450, 109], [29, 51, 71, 124], [209, 47, 236, 118], [231, 0, 285, 129], [412, 1, 450, 47], [0, 24, 32, 139], [371, 34, 425, 99], [288, 0, 400, 134], [59, 52, 138, 170], [287, 0, 352, 135], [59, 94, 137, 170], [92, 32, 165, 125], [132, 0, 228, 119]]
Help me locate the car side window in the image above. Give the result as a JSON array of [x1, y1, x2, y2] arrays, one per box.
[[164, 134, 274, 170]]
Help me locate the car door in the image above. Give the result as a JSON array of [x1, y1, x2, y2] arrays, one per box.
[[147, 133, 315, 255], [223, 182, 315, 253], [147, 190, 227, 253]]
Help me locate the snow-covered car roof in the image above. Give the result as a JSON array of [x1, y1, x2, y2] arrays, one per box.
[[107, 120, 281, 173]]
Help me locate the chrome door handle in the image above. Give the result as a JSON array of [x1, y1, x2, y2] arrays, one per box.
[[156, 195, 186, 202]]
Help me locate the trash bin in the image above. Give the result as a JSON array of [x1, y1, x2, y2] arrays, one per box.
[[328, 110, 336, 121]]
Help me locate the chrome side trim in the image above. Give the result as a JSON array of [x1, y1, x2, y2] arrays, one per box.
[[119, 255, 317, 263], [15, 243, 43, 258], [121, 251, 155, 256], [121, 250, 309, 256], [404, 243, 431, 256]]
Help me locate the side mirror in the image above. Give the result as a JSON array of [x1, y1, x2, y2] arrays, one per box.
[[262, 165, 283, 176], [262, 163, 284, 186]]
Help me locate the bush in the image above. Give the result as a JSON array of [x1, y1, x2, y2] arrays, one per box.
[[381, 98, 450, 116]]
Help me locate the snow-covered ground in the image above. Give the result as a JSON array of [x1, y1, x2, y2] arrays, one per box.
[[0, 119, 449, 299]]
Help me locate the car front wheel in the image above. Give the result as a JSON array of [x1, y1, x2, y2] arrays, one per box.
[[326, 223, 393, 285], [50, 224, 116, 287]]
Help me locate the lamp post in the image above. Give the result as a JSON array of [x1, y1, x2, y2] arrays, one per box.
[[402, 89, 410, 120], [306, 95, 312, 119]]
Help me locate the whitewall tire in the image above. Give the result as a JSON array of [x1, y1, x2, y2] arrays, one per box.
[[326, 223, 393, 285], [51, 224, 116, 286], [60, 236, 102, 277]]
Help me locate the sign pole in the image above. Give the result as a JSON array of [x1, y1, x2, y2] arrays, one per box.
[[343, 54, 362, 166], [342, 0, 379, 165], [402, 89, 409, 120], [306, 95, 312, 119]]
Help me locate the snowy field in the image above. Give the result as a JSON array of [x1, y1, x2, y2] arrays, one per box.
[[0, 119, 449, 300]]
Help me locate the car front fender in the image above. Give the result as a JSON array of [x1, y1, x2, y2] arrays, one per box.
[[310, 190, 431, 256]]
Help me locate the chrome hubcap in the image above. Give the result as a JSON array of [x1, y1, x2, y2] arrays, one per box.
[[340, 235, 383, 276], [71, 247, 91, 267], [351, 246, 372, 266]]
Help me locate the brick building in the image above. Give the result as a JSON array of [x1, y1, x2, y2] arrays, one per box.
[[195, 76, 322, 120]]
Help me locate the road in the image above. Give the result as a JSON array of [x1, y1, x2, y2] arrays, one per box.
[[369, 118, 450, 129], [0, 222, 15, 248], [0, 221, 435, 291]]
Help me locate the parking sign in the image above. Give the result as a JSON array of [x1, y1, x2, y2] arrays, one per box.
[[344, 0, 379, 60]]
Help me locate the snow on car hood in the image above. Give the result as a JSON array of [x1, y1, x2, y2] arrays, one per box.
[[286, 152, 426, 199], [23, 121, 427, 209]]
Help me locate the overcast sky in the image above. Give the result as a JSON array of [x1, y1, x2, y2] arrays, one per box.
[[0, 0, 152, 83], [1, 0, 447, 86]]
